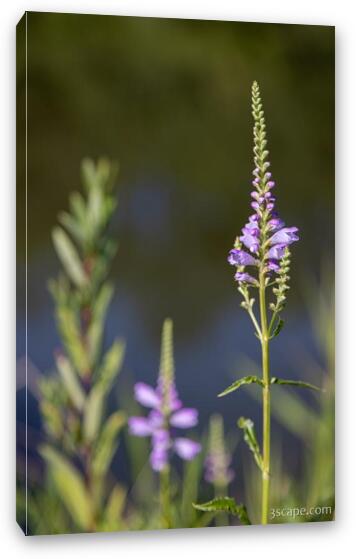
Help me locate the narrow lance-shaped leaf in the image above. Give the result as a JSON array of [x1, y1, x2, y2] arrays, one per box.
[[269, 317, 284, 339], [92, 411, 126, 477], [56, 306, 90, 377], [56, 354, 85, 411], [87, 283, 114, 365], [52, 226, 87, 288], [218, 375, 264, 398], [103, 485, 126, 530], [270, 377, 322, 392], [238, 417, 263, 471], [83, 386, 104, 443], [95, 339, 125, 395], [39, 445, 93, 530], [193, 497, 251, 525]]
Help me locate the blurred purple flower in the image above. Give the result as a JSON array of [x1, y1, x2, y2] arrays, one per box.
[[204, 451, 234, 486], [128, 381, 201, 471]]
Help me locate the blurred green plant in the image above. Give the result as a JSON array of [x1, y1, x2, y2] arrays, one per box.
[[38, 158, 126, 533]]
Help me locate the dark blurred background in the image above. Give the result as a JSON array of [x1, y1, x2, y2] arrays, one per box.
[[16, 12, 334, 500]]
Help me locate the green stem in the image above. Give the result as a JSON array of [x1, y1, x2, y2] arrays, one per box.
[[259, 272, 271, 525], [160, 465, 171, 528]]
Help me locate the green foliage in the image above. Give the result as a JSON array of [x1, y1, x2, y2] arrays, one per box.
[[39, 445, 93, 530], [56, 354, 85, 411], [218, 376, 264, 397], [238, 417, 263, 471], [269, 318, 284, 339], [52, 226, 87, 288], [270, 377, 322, 392], [39, 158, 126, 533], [193, 497, 251, 525], [92, 412, 126, 478]]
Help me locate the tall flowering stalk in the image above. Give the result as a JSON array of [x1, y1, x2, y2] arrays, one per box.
[[128, 319, 201, 528], [195, 83, 320, 526], [226, 81, 299, 524]]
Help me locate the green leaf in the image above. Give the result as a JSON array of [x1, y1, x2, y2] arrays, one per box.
[[56, 354, 85, 411], [238, 417, 263, 471], [69, 191, 87, 225], [83, 386, 104, 443], [58, 211, 85, 246], [92, 411, 126, 477], [56, 306, 90, 377], [218, 376, 264, 397], [95, 339, 125, 395], [39, 400, 63, 439], [270, 317, 284, 339], [87, 283, 114, 365], [104, 484, 126, 527], [270, 377, 322, 392], [39, 445, 93, 530], [52, 226, 87, 288], [193, 497, 251, 525]]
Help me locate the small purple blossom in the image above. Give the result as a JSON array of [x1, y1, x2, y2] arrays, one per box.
[[228, 249, 258, 267], [128, 379, 201, 472], [234, 271, 258, 285], [268, 245, 287, 260], [269, 227, 299, 246]]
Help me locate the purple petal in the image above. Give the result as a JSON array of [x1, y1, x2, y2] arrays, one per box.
[[156, 380, 182, 412], [240, 233, 260, 254], [228, 249, 258, 266], [150, 447, 168, 471], [173, 438, 201, 461], [267, 260, 280, 272], [234, 271, 258, 285], [134, 382, 160, 408], [152, 428, 170, 449], [267, 245, 286, 260], [147, 409, 164, 429], [170, 408, 198, 428], [268, 217, 284, 231], [128, 416, 153, 437], [269, 227, 299, 246], [168, 385, 182, 411]]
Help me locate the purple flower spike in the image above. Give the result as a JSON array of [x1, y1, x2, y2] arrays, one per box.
[[129, 321, 201, 472], [170, 408, 198, 428], [173, 438, 201, 460]]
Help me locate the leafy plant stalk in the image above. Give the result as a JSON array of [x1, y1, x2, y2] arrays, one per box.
[[39, 158, 126, 533]]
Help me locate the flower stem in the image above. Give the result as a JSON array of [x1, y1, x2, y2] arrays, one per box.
[[259, 272, 271, 525], [160, 465, 171, 528]]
